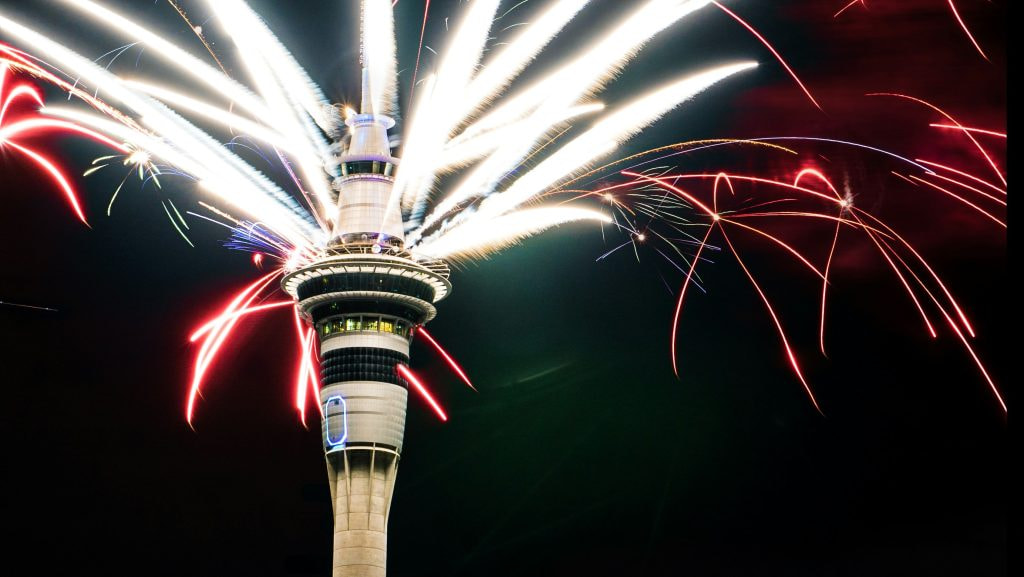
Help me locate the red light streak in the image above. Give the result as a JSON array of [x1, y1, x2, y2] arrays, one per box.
[[627, 169, 986, 346], [415, 327, 477, 391], [719, 217, 827, 281], [189, 300, 294, 341], [3, 140, 90, 224], [1, 66, 129, 225], [907, 175, 1005, 229], [819, 216, 842, 357], [833, 0, 866, 19], [719, 224, 823, 414], [712, 171, 735, 215], [291, 311, 320, 427], [622, 163, 1010, 409], [929, 123, 1005, 139], [946, 0, 989, 60], [626, 170, 834, 411], [916, 159, 1005, 196], [186, 271, 281, 424], [870, 93, 1005, 187], [0, 83, 42, 123], [793, 168, 839, 196], [304, 330, 321, 417], [873, 235, 1005, 413], [628, 169, 989, 341], [396, 364, 448, 422], [852, 209, 978, 338], [711, 1, 822, 111], [638, 172, 844, 206], [792, 168, 844, 357], [830, 202, 940, 340], [3, 45, 146, 130], [891, 172, 920, 187], [622, 171, 838, 400], [1, 118, 128, 150], [294, 322, 312, 425], [291, 306, 322, 424], [923, 173, 1006, 207], [723, 212, 882, 235]]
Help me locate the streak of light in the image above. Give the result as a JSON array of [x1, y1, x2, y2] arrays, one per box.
[[161, 200, 195, 247], [0, 83, 42, 123], [669, 227, 713, 377], [397, 364, 448, 421], [166, 0, 231, 75], [833, 0, 866, 19], [872, 235, 1004, 413], [946, 0, 989, 60], [190, 301, 296, 341], [820, 217, 842, 357], [559, 139, 798, 192], [792, 168, 843, 357], [916, 159, 1005, 196], [924, 173, 1006, 207], [719, 218, 827, 281], [930, 123, 1005, 138], [869, 93, 1005, 186], [853, 208, 982, 338], [711, 1, 822, 110], [719, 225, 824, 414], [186, 271, 281, 424], [408, 0, 431, 106], [629, 171, 941, 341], [415, 327, 477, 391], [0, 300, 58, 312], [4, 140, 91, 224], [907, 175, 1006, 229], [620, 171, 718, 217]]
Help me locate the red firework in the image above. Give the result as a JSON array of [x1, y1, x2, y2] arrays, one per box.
[[1, 50, 128, 223]]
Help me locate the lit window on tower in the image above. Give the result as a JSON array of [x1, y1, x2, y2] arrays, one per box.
[[319, 315, 415, 338]]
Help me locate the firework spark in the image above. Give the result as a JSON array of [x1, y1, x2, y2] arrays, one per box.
[[397, 363, 448, 422], [415, 327, 477, 392]]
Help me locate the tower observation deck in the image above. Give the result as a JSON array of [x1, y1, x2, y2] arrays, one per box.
[[283, 71, 449, 577]]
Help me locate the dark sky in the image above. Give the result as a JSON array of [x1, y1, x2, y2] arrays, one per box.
[[1, 1, 1006, 576]]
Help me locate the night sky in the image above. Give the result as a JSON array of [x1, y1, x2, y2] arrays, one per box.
[[1, 1, 1006, 576]]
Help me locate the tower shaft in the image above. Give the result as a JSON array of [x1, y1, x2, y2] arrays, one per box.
[[326, 449, 398, 577]]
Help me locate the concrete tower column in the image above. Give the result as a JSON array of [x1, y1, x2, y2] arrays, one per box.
[[325, 448, 398, 577]]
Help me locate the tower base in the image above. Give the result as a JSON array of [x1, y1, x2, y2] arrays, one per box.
[[326, 447, 399, 577]]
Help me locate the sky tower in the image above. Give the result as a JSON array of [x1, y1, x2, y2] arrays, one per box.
[[282, 71, 451, 577]]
